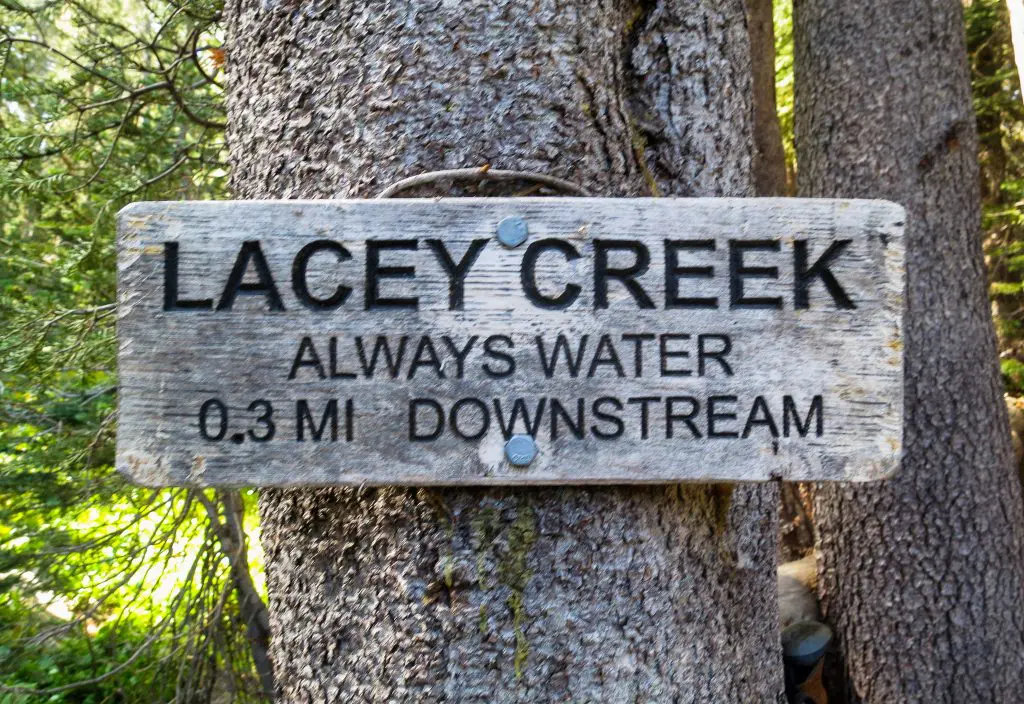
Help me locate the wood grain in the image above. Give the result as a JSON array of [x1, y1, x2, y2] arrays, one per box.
[[116, 197, 905, 486]]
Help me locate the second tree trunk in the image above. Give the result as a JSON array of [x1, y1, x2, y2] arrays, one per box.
[[795, 0, 1024, 700]]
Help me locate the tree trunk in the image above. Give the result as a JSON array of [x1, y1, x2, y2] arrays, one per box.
[[745, 0, 787, 196], [794, 0, 1024, 701], [224, 1, 783, 700]]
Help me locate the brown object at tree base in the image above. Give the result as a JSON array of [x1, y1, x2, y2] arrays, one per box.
[[779, 555, 819, 629]]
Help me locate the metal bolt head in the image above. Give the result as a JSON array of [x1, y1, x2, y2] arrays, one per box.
[[504, 434, 538, 466], [496, 216, 528, 247]]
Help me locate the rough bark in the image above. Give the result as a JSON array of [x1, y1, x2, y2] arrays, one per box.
[[779, 483, 814, 562], [745, 0, 787, 196], [794, 1, 1024, 701], [224, 1, 783, 701]]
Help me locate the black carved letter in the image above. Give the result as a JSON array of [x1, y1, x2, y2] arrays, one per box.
[[292, 240, 351, 309], [427, 239, 488, 310], [521, 239, 582, 309], [164, 242, 213, 311], [594, 240, 655, 309], [366, 240, 418, 310], [665, 240, 717, 308], [217, 241, 285, 311], [729, 240, 782, 309], [794, 240, 856, 309]]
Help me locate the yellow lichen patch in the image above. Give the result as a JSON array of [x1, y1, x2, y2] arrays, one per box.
[[709, 483, 735, 537], [469, 503, 537, 677], [624, 5, 645, 35], [471, 506, 500, 592], [628, 116, 661, 197], [501, 506, 537, 678], [478, 604, 488, 634]]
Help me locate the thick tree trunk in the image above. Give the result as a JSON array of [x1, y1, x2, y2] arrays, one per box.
[[224, 1, 783, 700], [794, 0, 1024, 701]]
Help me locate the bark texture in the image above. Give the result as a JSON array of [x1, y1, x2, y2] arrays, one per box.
[[224, 1, 783, 701], [794, 0, 1024, 701]]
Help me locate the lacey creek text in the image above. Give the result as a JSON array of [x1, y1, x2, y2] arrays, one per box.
[[116, 198, 905, 486]]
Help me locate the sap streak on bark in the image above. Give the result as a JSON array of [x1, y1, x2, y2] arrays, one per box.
[[794, 0, 1024, 701], [224, 0, 784, 701]]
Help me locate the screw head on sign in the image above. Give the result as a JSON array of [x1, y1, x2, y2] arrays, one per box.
[[504, 434, 538, 467], [496, 216, 528, 248]]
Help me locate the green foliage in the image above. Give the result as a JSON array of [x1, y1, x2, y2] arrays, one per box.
[[0, 589, 177, 704], [964, 0, 1024, 394], [773, 0, 795, 192], [1002, 358, 1024, 393], [1, 1, 267, 701]]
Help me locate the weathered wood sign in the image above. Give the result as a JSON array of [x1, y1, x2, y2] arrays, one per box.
[[116, 198, 905, 486]]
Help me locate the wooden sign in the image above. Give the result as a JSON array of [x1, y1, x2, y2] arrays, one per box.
[[116, 198, 905, 487]]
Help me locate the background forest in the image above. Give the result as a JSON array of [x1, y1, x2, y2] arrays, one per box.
[[0, 0, 1021, 702]]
